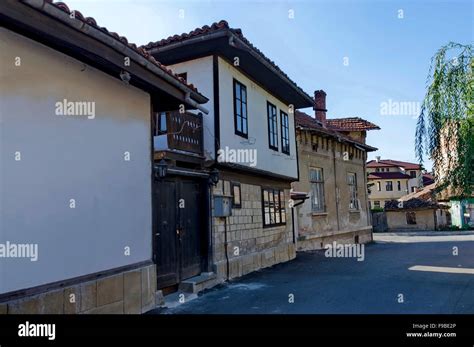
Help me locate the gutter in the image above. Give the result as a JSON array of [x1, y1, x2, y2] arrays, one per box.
[[22, 0, 208, 105], [185, 92, 209, 114]]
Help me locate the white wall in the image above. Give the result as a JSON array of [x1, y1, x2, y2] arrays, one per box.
[[217, 57, 298, 179], [0, 28, 152, 294], [167, 56, 215, 160]]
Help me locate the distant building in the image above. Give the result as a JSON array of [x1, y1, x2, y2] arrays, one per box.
[[384, 184, 450, 231], [292, 91, 379, 251], [367, 158, 423, 209]]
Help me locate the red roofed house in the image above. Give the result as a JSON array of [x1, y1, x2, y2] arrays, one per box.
[[144, 20, 314, 291], [0, 0, 207, 314], [291, 90, 379, 251], [367, 157, 424, 209]]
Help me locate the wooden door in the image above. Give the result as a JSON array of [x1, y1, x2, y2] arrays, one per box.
[[178, 180, 202, 280], [155, 179, 179, 288], [155, 177, 204, 289]]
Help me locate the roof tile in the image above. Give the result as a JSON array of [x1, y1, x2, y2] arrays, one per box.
[[326, 117, 380, 131], [41, 0, 201, 94]]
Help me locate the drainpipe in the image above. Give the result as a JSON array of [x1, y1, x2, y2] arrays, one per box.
[[222, 183, 230, 280], [363, 151, 373, 242], [224, 217, 230, 280], [333, 140, 340, 231], [291, 200, 306, 244]]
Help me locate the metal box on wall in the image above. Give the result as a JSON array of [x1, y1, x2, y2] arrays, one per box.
[[214, 195, 232, 217]]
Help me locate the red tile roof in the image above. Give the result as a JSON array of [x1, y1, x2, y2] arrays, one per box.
[[142, 20, 310, 102], [38, 1, 201, 95], [367, 159, 421, 170], [423, 173, 435, 186], [368, 172, 412, 180], [326, 117, 380, 131], [295, 111, 377, 151]]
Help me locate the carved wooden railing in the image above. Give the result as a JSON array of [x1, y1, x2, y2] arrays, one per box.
[[157, 111, 203, 155]]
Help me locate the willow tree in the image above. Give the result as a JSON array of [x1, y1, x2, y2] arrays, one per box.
[[416, 42, 473, 197]]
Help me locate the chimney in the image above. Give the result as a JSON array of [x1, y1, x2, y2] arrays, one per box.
[[314, 90, 327, 125], [376, 156, 381, 163]]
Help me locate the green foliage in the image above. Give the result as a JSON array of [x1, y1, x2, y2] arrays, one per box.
[[416, 43, 473, 197]]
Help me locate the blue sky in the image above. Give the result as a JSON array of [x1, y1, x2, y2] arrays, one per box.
[[68, 0, 473, 170]]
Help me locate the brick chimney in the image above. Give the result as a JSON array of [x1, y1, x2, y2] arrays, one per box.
[[314, 90, 327, 125]]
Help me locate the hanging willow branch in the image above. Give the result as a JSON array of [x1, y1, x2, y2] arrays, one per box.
[[416, 42, 474, 197]]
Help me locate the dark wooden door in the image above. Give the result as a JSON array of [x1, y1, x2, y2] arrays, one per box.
[[155, 179, 179, 288], [179, 180, 202, 280], [155, 178, 204, 289]]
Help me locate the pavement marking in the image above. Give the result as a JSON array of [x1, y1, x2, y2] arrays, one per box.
[[409, 265, 474, 274]]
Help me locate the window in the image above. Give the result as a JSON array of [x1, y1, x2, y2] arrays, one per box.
[[310, 168, 325, 212], [375, 168, 380, 172], [374, 201, 381, 208], [231, 182, 241, 208], [410, 170, 416, 178], [411, 187, 416, 193], [233, 79, 248, 138], [397, 181, 401, 191], [377, 181, 381, 191], [267, 102, 278, 150], [348, 173, 359, 210], [262, 188, 286, 227], [386, 181, 393, 191], [280, 111, 290, 154], [406, 212, 417, 224], [177, 72, 187, 82], [155, 112, 167, 135]]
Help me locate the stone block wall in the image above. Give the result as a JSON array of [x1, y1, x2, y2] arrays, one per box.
[[212, 171, 296, 281], [0, 263, 156, 314]]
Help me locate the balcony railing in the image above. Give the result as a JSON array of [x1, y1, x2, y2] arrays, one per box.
[[154, 111, 203, 156]]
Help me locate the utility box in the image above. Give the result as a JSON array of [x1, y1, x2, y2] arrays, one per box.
[[214, 195, 232, 217]]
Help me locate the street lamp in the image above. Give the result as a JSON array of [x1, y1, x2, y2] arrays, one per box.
[[209, 168, 219, 186], [155, 159, 168, 179]]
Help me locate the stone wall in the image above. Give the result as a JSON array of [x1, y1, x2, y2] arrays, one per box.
[[0, 264, 156, 314], [292, 130, 373, 251], [211, 170, 295, 281], [386, 209, 436, 231]]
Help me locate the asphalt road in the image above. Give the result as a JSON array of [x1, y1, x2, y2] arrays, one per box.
[[152, 232, 474, 314]]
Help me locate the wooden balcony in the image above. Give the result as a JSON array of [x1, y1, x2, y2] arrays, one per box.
[[154, 111, 203, 157]]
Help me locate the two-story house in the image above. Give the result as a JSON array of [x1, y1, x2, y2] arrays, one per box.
[[143, 20, 314, 288], [0, 0, 207, 314], [367, 158, 423, 209], [292, 91, 379, 250]]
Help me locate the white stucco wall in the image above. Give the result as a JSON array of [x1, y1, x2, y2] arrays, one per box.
[[0, 28, 152, 294], [217, 57, 298, 179], [167, 56, 215, 160]]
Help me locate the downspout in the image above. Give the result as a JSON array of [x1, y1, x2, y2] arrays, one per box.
[[222, 183, 230, 280], [291, 200, 306, 244], [363, 151, 373, 242], [333, 140, 340, 231]]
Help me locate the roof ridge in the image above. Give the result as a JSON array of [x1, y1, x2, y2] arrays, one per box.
[[141, 19, 311, 102]]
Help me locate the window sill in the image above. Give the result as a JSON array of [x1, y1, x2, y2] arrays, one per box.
[[312, 212, 328, 216], [349, 210, 360, 213]]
